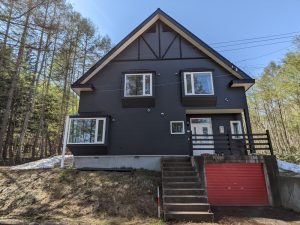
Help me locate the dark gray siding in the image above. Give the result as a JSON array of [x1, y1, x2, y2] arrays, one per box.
[[77, 21, 248, 155]]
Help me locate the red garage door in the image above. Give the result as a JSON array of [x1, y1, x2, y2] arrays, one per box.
[[205, 163, 269, 206]]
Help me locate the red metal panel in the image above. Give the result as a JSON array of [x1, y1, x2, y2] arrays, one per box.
[[205, 163, 269, 206]]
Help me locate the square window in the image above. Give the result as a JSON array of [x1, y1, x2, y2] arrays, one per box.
[[170, 121, 185, 134], [183, 72, 214, 95], [230, 120, 243, 139], [124, 73, 152, 97]]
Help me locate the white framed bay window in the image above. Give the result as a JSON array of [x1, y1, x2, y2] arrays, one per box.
[[67, 118, 106, 144], [124, 73, 152, 97], [183, 71, 214, 95]]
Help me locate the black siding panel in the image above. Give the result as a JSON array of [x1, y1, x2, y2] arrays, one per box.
[[181, 95, 217, 107], [122, 97, 155, 108], [68, 145, 108, 156], [79, 58, 247, 156]]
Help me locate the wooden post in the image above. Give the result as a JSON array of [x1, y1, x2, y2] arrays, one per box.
[[188, 127, 195, 156], [266, 130, 274, 155], [228, 133, 233, 155], [244, 108, 255, 154], [244, 138, 248, 156], [187, 130, 191, 156]]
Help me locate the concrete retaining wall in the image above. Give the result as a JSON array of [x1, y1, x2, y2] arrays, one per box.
[[279, 176, 300, 212], [74, 155, 170, 171]]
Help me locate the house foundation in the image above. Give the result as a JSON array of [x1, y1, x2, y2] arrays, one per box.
[[74, 155, 188, 171]]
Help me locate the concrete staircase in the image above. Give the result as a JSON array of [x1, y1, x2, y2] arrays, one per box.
[[161, 157, 214, 222]]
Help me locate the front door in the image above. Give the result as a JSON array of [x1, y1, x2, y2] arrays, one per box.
[[190, 118, 214, 155]]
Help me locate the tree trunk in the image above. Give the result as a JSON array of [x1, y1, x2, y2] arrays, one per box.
[[0, 0, 14, 66], [0, 0, 32, 160], [38, 6, 59, 156], [16, 1, 51, 161], [277, 99, 291, 149]]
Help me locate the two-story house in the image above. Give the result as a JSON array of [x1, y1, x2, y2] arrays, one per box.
[[62, 9, 280, 220], [68, 9, 257, 170]]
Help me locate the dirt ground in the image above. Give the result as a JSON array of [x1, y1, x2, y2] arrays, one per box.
[[211, 206, 300, 225], [0, 168, 299, 225]]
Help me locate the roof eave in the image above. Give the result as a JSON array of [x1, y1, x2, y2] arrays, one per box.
[[230, 79, 255, 91], [71, 83, 95, 95]]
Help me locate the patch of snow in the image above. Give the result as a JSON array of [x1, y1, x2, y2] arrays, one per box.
[[277, 159, 300, 173], [11, 155, 73, 170]]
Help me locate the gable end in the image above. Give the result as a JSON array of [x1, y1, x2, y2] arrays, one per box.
[[72, 9, 252, 91]]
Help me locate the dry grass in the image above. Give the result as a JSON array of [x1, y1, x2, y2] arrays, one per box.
[[0, 168, 161, 224]]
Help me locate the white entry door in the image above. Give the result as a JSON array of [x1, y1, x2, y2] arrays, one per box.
[[190, 118, 214, 155]]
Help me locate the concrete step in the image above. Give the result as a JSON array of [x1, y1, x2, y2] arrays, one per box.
[[163, 202, 210, 212], [163, 171, 197, 177], [163, 162, 192, 167], [163, 195, 208, 203], [163, 188, 205, 195], [163, 182, 201, 189], [162, 166, 194, 171], [164, 211, 214, 222], [162, 157, 190, 163], [163, 176, 200, 182]]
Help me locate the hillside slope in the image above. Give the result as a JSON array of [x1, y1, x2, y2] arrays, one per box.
[[0, 169, 161, 225], [1, 168, 299, 225]]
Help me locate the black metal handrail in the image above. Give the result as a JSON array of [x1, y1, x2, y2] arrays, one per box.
[[189, 130, 274, 156]]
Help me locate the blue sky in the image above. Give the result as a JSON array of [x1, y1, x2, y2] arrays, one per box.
[[68, 0, 300, 77]]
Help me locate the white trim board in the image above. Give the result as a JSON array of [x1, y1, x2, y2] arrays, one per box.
[[186, 109, 244, 114], [231, 82, 253, 90]]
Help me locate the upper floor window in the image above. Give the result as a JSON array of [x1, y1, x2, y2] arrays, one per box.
[[183, 72, 214, 95], [68, 118, 106, 144], [124, 73, 152, 97]]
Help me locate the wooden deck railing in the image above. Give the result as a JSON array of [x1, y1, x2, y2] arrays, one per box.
[[189, 130, 274, 156]]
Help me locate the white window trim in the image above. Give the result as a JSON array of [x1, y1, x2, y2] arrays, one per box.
[[183, 71, 214, 96], [230, 120, 243, 139], [67, 117, 106, 144], [170, 121, 185, 134], [124, 73, 153, 97]]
